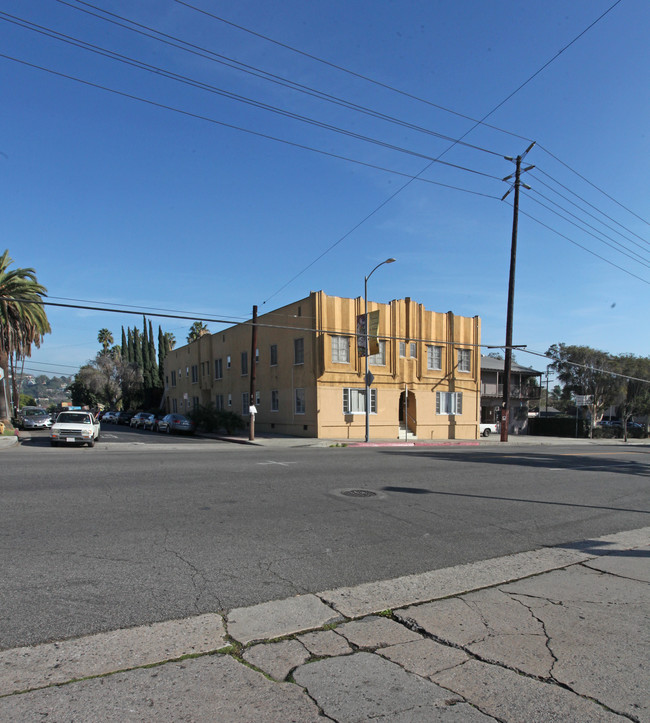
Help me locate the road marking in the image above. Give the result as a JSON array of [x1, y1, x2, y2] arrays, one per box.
[[258, 461, 298, 467]]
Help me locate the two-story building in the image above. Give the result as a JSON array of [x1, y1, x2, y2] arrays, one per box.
[[164, 291, 481, 440], [479, 355, 542, 435]]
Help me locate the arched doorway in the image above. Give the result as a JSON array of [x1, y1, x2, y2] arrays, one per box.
[[398, 389, 416, 438]]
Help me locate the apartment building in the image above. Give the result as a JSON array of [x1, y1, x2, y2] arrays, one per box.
[[164, 291, 481, 440]]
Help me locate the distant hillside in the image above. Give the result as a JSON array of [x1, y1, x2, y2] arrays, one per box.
[[21, 374, 73, 408]]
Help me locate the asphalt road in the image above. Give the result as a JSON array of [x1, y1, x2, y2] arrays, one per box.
[[2, 429, 648, 650]]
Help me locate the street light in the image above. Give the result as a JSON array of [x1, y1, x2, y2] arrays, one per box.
[[364, 258, 396, 442]]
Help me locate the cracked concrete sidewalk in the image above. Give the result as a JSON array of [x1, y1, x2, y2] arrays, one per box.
[[0, 527, 648, 722]]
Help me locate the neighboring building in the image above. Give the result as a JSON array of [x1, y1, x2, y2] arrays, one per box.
[[164, 291, 481, 440], [480, 355, 542, 435]]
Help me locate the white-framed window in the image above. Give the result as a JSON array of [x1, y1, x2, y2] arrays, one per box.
[[331, 335, 350, 364], [295, 388, 306, 414], [270, 344, 278, 366], [343, 388, 377, 414], [226, 356, 231, 370], [242, 392, 250, 415], [215, 358, 223, 379], [241, 351, 248, 376], [255, 391, 260, 406], [427, 345, 442, 371], [410, 342, 417, 358], [294, 338, 304, 365], [271, 390, 279, 411], [368, 340, 386, 366], [215, 394, 224, 410], [458, 349, 471, 373], [399, 342, 406, 357], [436, 391, 463, 415]]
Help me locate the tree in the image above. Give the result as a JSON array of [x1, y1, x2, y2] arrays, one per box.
[[0, 250, 51, 423], [164, 332, 176, 350], [546, 343, 622, 435], [97, 328, 114, 354], [187, 321, 209, 343], [614, 355, 650, 440]]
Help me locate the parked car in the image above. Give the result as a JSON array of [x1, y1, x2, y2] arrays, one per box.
[[142, 412, 166, 431], [16, 406, 53, 430], [116, 411, 135, 425], [157, 414, 196, 435], [101, 411, 118, 423], [50, 411, 100, 447], [130, 412, 151, 429], [480, 422, 500, 437]]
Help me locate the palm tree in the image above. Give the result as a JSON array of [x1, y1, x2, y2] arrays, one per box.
[[0, 250, 51, 423], [187, 322, 209, 343], [97, 328, 114, 354]]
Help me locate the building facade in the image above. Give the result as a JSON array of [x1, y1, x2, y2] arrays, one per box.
[[164, 291, 481, 440], [479, 355, 542, 435]]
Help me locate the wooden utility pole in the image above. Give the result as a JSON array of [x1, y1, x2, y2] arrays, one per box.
[[249, 305, 258, 441], [501, 142, 535, 442]]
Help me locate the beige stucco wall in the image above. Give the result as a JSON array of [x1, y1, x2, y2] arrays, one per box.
[[164, 291, 480, 440]]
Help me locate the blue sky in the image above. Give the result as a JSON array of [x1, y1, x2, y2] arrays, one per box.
[[2, 0, 649, 382]]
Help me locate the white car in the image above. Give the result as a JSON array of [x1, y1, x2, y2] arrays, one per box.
[[50, 411, 101, 447], [480, 422, 500, 437]]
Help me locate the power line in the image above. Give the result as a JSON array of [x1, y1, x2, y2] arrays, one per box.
[[1, 12, 506, 167], [537, 144, 650, 228], [516, 208, 650, 286], [0, 53, 503, 193], [521, 348, 650, 385]]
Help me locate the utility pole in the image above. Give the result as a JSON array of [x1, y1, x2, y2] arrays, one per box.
[[249, 305, 258, 441], [501, 142, 535, 442]]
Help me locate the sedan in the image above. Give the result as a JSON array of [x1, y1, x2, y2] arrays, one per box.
[[17, 407, 52, 430], [158, 414, 196, 435], [142, 412, 166, 431], [130, 412, 152, 429]]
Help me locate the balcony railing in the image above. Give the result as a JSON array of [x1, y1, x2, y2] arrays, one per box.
[[481, 383, 541, 400]]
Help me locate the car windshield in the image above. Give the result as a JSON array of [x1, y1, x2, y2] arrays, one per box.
[[25, 409, 47, 417], [57, 413, 92, 424]]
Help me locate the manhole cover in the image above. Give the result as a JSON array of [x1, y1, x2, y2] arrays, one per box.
[[341, 489, 377, 498]]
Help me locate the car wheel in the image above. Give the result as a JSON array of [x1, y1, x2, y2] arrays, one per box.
[[88, 438, 95, 447], [483, 429, 491, 437], [166, 425, 172, 434]]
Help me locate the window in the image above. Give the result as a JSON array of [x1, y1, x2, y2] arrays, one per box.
[[255, 348, 259, 363], [227, 393, 232, 407], [295, 388, 305, 414], [241, 351, 248, 375], [331, 335, 350, 364], [399, 342, 406, 357], [427, 345, 442, 371], [178, 368, 182, 379], [271, 390, 279, 412], [458, 349, 471, 372], [242, 393, 250, 415], [171, 370, 177, 387], [410, 342, 417, 358], [215, 358, 223, 379], [368, 340, 386, 366], [191, 365, 198, 384], [436, 391, 463, 415], [255, 391, 260, 406], [172, 398, 178, 413], [215, 394, 224, 410], [343, 388, 377, 414], [294, 338, 304, 365], [192, 396, 199, 409], [270, 344, 278, 366], [226, 356, 231, 369]]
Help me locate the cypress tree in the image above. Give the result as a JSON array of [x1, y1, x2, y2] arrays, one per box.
[[127, 328, 134, 363], [134, 328, 143, 371], [121, 327, 127, 360], [158, 326, 166, 386], [148, 319, 158, 385], [141, 318, 152, 389]]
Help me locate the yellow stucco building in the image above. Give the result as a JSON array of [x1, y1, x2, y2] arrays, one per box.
[[164, 291, 481, 440]]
